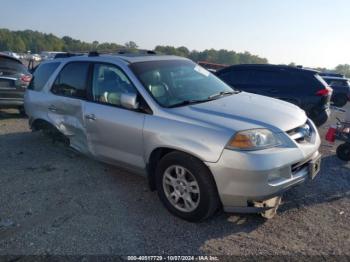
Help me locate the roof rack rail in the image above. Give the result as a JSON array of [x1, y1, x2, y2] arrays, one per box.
[[85, 49, 157, 56], [53, 49, 158, 59], [145, 50, 157, 55], [319, 72, 345, 78], [117, 49, 128, 54], [88, 51, 99, 57], [116, 49, 157, 55], [54, 52, 85, 59]]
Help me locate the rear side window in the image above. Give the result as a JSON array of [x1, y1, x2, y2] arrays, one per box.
[[28, 62, 60, 91], [249, 70, 277, 85], [51, 62, 90, 99], [0, 57, 27, 75], [219, 70, 251, 86], [219, 69, 296, 87], [324, 79, 349, 87], [314, 74, 329, 88]]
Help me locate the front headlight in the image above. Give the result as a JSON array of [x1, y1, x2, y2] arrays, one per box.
[[226, 129, 281, 150]]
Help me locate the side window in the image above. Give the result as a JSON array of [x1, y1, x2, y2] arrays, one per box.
[[219, 70, 251, 86], [51, 62, 90, 99], [92, 63, 137, 107], [328, 79, 348, 87], [28, 62, 60, 91], [250, 70, 289, 87]]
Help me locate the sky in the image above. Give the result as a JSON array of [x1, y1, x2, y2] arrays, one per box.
[[1, 0, 350, 68]]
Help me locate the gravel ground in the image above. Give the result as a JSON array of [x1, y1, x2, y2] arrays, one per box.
[[0, 105, 349, 256]]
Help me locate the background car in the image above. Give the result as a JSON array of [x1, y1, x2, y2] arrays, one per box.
[[2, 51, 21, 60], [30, 54, 42, 62], [0, 52, 32, 115], [40, 51, 67, 61], [216, 64, 333, 126], [320, 73, 350, 107]]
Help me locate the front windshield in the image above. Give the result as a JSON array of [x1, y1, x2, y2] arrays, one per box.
[[130, 60, 235, 107]]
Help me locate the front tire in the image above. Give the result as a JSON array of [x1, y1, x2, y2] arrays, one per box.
[[336, 143, 350, 161], [155, 152, 220, 222]]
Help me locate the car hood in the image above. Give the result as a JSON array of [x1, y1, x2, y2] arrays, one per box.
[[167, 92, 307, 133]]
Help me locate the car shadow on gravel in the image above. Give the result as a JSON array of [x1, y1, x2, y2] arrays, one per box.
[[280, 154, 349, 213]]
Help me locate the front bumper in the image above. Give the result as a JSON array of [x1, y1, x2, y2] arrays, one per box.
[[206, 121, 321, 213]]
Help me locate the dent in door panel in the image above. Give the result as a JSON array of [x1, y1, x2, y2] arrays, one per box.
[[47, 98, 89, 154]]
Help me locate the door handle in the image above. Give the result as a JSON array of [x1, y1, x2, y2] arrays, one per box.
[[85, 114, 96, 121], [48, 105, 58, 112]]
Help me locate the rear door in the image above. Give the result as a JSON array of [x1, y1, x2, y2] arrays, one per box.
[[84, 63, 146, 171], [47, 61, 91, 154], [244, 69, 305, 107], [218, 69, 284, 97], [245, 70, 281, 96], [217, 69, 253, 92], [263, 70, 304, 107]]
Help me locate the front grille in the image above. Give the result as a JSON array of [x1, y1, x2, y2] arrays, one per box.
[[287, 121, 313, 143], [291, 159, 309, 173]]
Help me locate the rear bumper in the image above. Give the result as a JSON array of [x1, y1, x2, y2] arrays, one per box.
[[0, 99, 24, 108], [0, 89, 25, 108]]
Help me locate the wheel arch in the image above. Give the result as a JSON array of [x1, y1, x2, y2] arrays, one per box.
[[30, 118, 69, 145], [146, 147, 211, 191], [30, 118, 55, 131]]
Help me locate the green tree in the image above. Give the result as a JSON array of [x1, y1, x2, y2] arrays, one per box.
[[335, 64, 350, 77], [0, 28, 269, 65], [125, 41, 138, 50]]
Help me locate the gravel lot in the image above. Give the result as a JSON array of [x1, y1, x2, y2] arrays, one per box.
[[0, 105, 349, 256]]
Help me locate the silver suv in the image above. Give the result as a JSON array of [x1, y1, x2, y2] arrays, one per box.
[[24, 53, 321, 222]]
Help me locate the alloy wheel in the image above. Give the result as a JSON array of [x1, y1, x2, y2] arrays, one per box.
[[162, 165, 200, 212]]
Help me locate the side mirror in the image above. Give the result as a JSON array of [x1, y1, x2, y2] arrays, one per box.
[[120, 92, 139, 110]]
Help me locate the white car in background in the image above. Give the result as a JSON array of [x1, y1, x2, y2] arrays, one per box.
[[30, 54, 42, 62], [40, 51, 67, 61]]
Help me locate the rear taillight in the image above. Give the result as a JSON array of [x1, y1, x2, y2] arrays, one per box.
[[20, 75, 32, 83], [316, 86, 333, 96]]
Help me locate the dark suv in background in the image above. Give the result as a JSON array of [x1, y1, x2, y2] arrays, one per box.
[[319, 73, 350, 107], [216, 64, 332, 126], [0, 52, 31, 115]]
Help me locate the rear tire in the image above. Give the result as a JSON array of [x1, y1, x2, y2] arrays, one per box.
[[336, 143, 350, 161], [18, 106, 26, 117], [312, 113, 328, 127], [333, 94, 348, 107], [155, 152, 220, 222]]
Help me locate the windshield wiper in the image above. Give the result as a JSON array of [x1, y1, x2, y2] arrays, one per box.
[[208, 90, 238, 100], [168, 99, 211, 108], [169, 90, 240, 108]]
